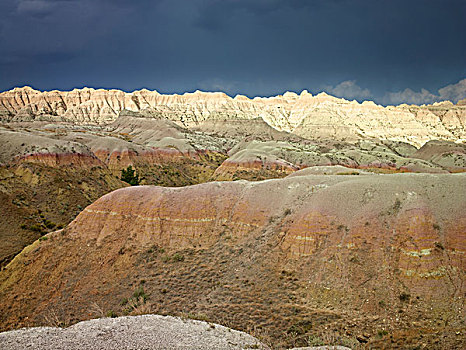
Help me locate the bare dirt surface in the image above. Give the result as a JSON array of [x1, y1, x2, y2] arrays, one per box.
[[0, 314, 268, 350]]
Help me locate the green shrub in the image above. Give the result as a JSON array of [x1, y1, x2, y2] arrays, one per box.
[[133, 285, 147, 302], [377, 329, 389, 338], [29, 224, 44, 233], [123, 284, 149, 314], [399, 292, 410, 302], [44, 220, 56, 229], [306, 335, 324, 346], [172, 253, 184, 262], [121, 165, 140, 186], [336, 171, 360, 175], [106, 310, 118, 318], [162, 252, 184, 263]]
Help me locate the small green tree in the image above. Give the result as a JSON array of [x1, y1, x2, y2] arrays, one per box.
[[121, 165, 140, 186]]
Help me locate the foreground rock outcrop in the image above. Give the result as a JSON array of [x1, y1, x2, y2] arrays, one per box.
[[1, 172, 464, 348], [1, 86, 465, 146], [0, 315, 268, 350]]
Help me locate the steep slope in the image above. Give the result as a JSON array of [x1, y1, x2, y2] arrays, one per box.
[[1, 173, 464, 348], [1, 87, 465, 146], [0, 132, 126, 268], [412, 140, 466, 172], [0, 119, 230, 266]]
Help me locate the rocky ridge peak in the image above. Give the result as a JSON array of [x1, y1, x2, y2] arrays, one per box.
[[1, 86, 465, 146]]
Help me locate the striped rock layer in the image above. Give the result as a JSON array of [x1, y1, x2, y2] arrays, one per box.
[[1, 172, 464, 347]]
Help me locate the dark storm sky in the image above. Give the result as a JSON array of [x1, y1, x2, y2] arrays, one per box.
[[0, 0, 465, 105]]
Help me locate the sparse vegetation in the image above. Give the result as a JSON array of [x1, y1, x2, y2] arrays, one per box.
[[106, 310, 118, 318], [162, 252, 185, 262], [377, 329, 389, 338], [399, 292, 411, 302], [306, 335, 324, 346], [119, 284, 150, 315], [2, 106, 466, 350]]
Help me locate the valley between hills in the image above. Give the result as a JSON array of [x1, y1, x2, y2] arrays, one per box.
[[0, 86, 465, 349]]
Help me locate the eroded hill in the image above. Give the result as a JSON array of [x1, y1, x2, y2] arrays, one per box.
[[1, 172, 464, 348], [1, 105, 466, 268]]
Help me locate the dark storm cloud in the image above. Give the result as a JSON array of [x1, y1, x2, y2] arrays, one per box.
[[1, 1, 135, 55], [0, 0, 465, 104]]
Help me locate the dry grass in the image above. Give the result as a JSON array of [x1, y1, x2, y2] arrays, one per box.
[[127, 296, 152, 316], [43, 309, 69, 328], [89, 302, 105, 318]]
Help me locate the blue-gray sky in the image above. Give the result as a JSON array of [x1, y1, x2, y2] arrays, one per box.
[[0, 0, 465, 105]]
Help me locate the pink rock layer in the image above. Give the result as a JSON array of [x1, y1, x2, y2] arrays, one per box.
[[14, 152, 105, 168]]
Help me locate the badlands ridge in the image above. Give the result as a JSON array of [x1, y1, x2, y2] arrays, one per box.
[[1, 86, 466, 146]]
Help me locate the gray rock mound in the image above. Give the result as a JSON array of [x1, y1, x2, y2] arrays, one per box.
[[0, 314, 268, 350]]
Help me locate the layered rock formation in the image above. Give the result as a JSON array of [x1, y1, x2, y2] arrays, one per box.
[[1, 87, 465, 146], [0, 119, 228, 267], [1, 172, 464, 348], [0, 133, 126, 268], [2, 85, 465, 348], [2, 104, 466, 266], [2, 110, 466, 265], [0, 128, 104, 168]]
